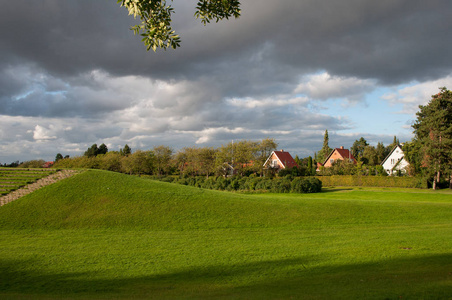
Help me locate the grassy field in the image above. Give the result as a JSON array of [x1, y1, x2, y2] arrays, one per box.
[[0, 170, 451, 299]]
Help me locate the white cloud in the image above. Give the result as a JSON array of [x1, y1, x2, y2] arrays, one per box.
[[33, 125, 57, 141], [227, 96, 309, 108], [295, 72, 376, 102], [381, 75, 452, 114], [193, 127, 249, 144]]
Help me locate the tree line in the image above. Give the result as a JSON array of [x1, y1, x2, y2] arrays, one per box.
[[6, 88, 452, 189], [53, 139, 282, 177]]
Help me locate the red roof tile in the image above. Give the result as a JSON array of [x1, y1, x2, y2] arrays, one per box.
[[273, 151, 298, 168]]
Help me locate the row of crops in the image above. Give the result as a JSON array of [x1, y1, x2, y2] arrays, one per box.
[[0, 168, 56, 196]]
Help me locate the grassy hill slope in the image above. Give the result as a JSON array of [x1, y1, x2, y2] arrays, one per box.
[[1, 169, 451, 230], [0, 170, 451, 299]]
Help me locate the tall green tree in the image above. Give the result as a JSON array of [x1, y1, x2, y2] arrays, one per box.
[[412, 87, 452, 189], [84, 143, 108, 157], [153, 145, 173, 175], [121, 150, 154, 175], [386, 136, 400, 154], [306, 156, 314, 176], [118, 0, 241, 51], [198, 147, 218, 178], [55, 153, 63, 162], [375, 142, 387, 164], [362, 145, 378, 166], [98, 143, 109, 155], [317, 130, 333, 163], [351, 137, 369, 161], [174, 147, 190, 175], [389, 136, 400, 148], [84, 144, 99, 157], [120, 144, 132, 156], [402, 141, 422, 176]]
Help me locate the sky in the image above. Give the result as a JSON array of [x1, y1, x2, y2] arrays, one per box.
[[1, 0, 452, 163]]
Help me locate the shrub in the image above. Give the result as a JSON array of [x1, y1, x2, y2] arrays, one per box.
[[254, 178, 273, 191], [215, 177, 230, 190], [19, 160, 46, 168], [202, 177, 217, 190], [271, 177, 292, 193], [291, 177, 322, 193]]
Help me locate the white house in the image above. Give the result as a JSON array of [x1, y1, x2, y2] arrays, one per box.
[[381, 145, 410, 175]]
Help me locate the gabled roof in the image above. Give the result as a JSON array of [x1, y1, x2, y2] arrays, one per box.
[[323, 147, 356, 165], [381, 145, 403, 166], [263, 150, 298, 169]]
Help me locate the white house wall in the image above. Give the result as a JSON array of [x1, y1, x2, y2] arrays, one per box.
[[382, 146, 409, 175]]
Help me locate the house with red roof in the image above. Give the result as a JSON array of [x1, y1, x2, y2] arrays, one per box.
[[263, 150, 298, 170], [42, 161, 54, 168], [321, 146, 357, 168]]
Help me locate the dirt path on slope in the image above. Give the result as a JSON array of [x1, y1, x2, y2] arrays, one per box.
[[0, 170, 80, 206]]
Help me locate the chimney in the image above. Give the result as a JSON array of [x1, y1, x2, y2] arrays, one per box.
[[280, 149, 284, 152], [340, 146, 344, 149]]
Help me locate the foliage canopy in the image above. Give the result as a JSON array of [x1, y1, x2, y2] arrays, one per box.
[[118, 0, 241, 51], [412, 87, 452, 189]]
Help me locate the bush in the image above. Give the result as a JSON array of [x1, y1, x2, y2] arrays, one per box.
[[291, 177, 322, 193], [228, 178, 240, 191], [215, 177, 230, 190], [19, 160, 46, 168], [202, 177, 217, 190], [151, 174, 323, 194], [271, 177, 292, 193], [254, 178, 273, 191]]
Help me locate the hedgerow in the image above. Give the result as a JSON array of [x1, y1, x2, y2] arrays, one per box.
[[316, 175, 427, 188], [147, 175, 322, 194]]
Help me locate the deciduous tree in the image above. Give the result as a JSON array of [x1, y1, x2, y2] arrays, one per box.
[[153, 145, 173, 175], [118, 0, 241, 51], [351, 137, 369, 161]]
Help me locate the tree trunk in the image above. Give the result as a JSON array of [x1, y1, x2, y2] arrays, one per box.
[[433, 170, 441, 190]]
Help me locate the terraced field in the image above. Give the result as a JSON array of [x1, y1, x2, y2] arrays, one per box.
[[0, 168, 79, 206], [0, 168, 56, 196]]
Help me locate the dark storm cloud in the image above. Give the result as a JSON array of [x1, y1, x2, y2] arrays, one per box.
[[3, 0, 450, 88]]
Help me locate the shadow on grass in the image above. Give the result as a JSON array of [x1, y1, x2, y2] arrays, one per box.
[[320, 188, 354, 193], [0, 254, 451, 299]]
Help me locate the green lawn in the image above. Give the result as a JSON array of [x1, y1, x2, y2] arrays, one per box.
[[0, 170, 451, 299]]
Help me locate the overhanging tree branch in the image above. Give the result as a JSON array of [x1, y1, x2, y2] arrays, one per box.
[[118, 0, 241, 51]]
